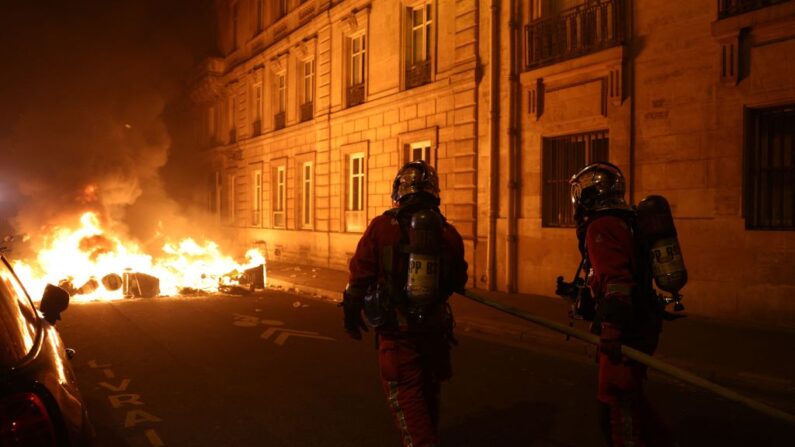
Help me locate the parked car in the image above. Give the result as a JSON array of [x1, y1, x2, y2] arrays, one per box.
[[0, 255, 92, 446]]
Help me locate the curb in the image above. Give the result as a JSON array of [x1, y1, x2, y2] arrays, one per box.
[[266, 277, 341, 303], [265, 274, 795, 401]]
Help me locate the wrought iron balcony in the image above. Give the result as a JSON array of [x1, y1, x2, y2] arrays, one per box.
[[525, 0, 625, 71], [718, 0, 790, 18], [274, 111, 286, 130], [405, 59, 432, 90], [252, 119, 262, 136], [347, 83, 365, 108], [300, 101, 314, 122], [228, 128, 237, 144]]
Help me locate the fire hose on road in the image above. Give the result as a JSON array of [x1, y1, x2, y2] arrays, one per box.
[[461, 289, 795, 426]]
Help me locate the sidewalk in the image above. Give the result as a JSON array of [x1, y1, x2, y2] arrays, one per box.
[[265, 261, 795, 408]]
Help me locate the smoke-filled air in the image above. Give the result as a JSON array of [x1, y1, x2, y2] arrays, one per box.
[[0, 1, 264, 301]]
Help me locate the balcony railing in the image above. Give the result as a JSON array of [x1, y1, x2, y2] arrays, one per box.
[[274, 111, 286, 130], [718, 0, 790, 18], [347, 83, 365, 108], [525, 0, 625, 71], [300, 101, 314, 122], [252, 119, 261, 136], [228, 128, 237, 144], [405, 59, 432, 90]]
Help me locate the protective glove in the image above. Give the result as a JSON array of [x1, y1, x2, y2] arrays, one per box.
[[341, 292, 368, 340], [599, 322, 623, 364]]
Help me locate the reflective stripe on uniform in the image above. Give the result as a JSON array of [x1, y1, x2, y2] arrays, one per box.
[[387, 381, 414, 447]]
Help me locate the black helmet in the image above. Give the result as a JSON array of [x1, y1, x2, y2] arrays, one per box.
[[569, 161, 629, 218], [391, 160, 440, 204]]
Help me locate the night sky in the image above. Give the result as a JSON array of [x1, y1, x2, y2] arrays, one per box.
[[0, 1, 216, 253]]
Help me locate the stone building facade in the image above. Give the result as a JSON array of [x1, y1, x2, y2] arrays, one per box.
[[189, 0, 795, 326]]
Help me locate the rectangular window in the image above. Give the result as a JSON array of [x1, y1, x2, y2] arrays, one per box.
[[254, 83, 262, 121], [252, 83, 262, 135], [410, 4, 432, 65], [214, 172, 222, 222], [274, 73, 286, 130], [347, 34, 366, 107], [409, 141, 432, 164], [256, 0, 264, 32], [273, 165, 286, 228], [300, 59, 315, 122], [350, 34, 366, 86], [252, 170, 262, 226], [346, 152, 366, 232], [227, 174, 237, 225], [228, 94, 237, 143], [277, 74, 286, 113], [301, 162, 314, 228], [232, 2, 239, 50], [208, 106, 216, 135], [405, 3, 432, 89], [745, 105, 795, 230], [542, 130, 609, 227], [303, 59, 315, 104], [278, 0, 288, 18]]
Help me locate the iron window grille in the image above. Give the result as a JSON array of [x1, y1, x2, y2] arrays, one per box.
[[542, 130, 609, 227], [718, 0, 791, 19], [525, 0, 625, 71], [744, 105, 795, 230]]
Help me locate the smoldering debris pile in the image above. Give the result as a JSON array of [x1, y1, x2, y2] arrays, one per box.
[[58, 264, 266, 299]]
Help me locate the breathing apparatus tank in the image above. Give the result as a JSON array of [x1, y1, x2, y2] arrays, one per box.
[[405, 209, 443, 309], [635, 195, 688, 311]]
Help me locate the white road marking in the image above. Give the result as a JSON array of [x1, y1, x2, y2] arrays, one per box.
[[109, 393, 144, 408], [100, 379, 131, 392], [145, 429, 165, 447], [124, 410, 163, 429], [88, 360, 112, 368], [234, 316, 335, 346], [274, 331, 335, 346]]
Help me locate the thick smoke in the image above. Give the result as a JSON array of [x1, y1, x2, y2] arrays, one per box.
[[0, 1, 223, 259]]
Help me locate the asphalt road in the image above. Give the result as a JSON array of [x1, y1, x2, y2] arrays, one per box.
[[56, 289, 794, 447]]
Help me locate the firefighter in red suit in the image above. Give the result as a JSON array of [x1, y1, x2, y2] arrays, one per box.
[[342, 160, 467, 447], [569, 162, 673, 447]]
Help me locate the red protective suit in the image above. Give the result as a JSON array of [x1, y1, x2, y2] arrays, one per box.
[[348, 209, 467, 447], [586, 214, 670, 447]]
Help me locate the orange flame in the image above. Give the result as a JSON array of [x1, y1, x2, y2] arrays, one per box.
[[13, 212, 265, 302]]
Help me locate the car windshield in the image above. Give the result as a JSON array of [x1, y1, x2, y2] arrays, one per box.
[[0, 259, 38, 368]]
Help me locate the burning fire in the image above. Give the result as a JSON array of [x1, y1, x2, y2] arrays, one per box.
[[12, 212, 265, 302]]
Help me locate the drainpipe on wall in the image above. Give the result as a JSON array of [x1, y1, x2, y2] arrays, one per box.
[[505, 0, 520, 293], [486, 0, 500, 291], [627, 0, 636, 205]]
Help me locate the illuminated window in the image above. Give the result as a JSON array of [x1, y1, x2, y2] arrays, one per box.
[[405, 2, 433, 89], [346, 152, 366, 232], [542, 130, 609, 227], [274, 73, 286, 130], [301, 162, 314, 228], [409, 141, 432, 164], [300, 59, 315, 122], [347, 34, 366, 107], [303, 59, 315, 104], [273, 165, 286, 228], [277, 74, 286, 113], [252, 82, 262, 135], [252, 170, 262, 227]]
